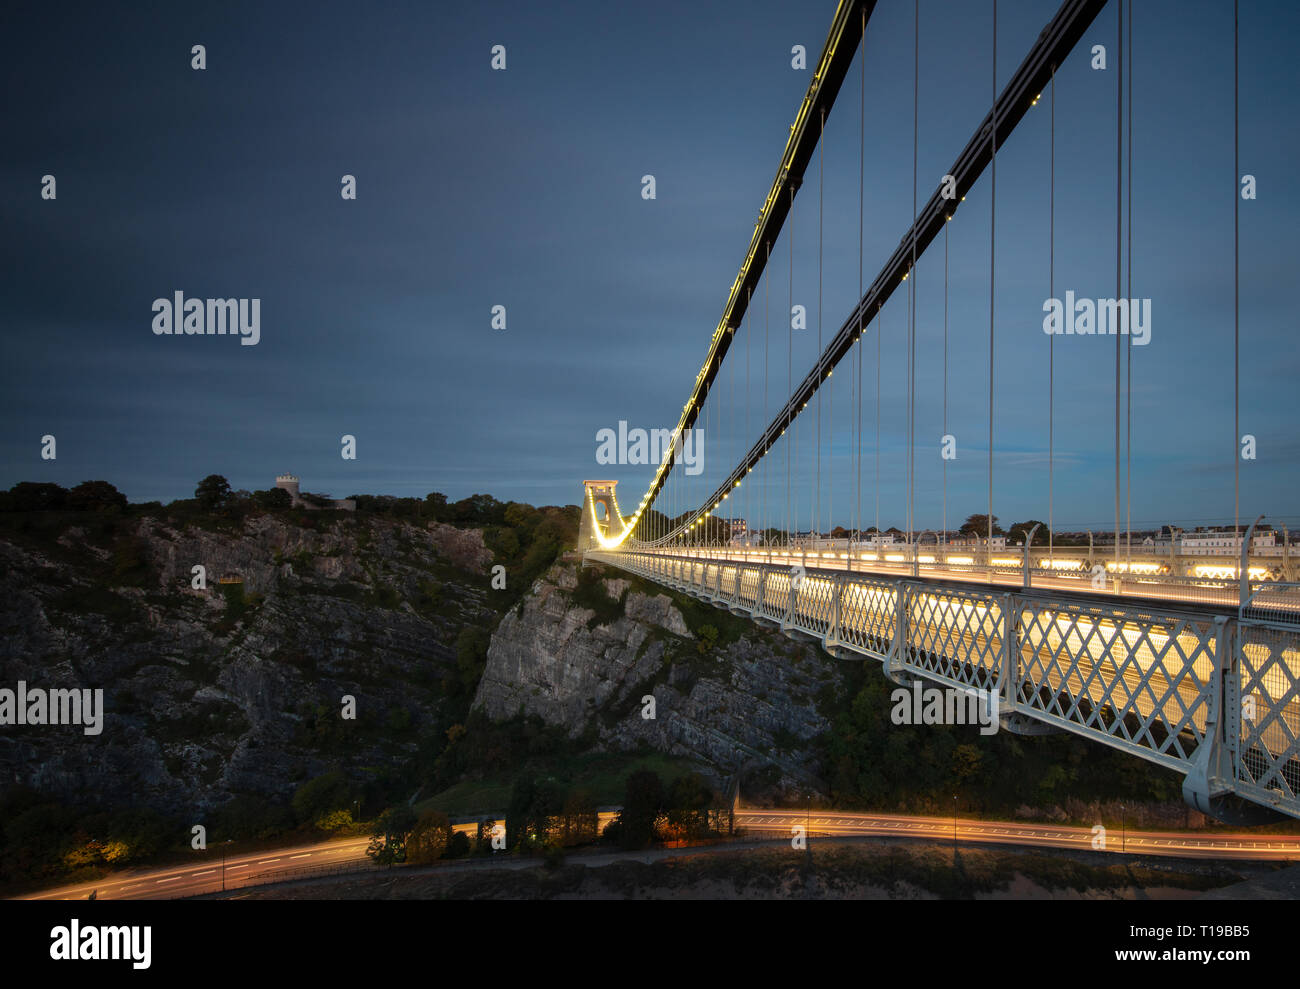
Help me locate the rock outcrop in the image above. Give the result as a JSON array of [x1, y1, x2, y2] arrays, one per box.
[[0, 513, 495, 814], [474, 561, 843, 794]]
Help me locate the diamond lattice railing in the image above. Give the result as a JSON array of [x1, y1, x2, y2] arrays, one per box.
[[1015, 600, 1216, 766], [904, 586, 1004, 693], [1236, 622, 1300, 804]]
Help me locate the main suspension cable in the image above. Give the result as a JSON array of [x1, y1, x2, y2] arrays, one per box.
[[1113, 0, 1123, 570], [944, 214, 949, 548], [787, 186, 794, 550], [1125, 0, 1133, 569], [909, 0, 919, 549], [988, 0, 997, 556], [817, 107, 825, 544], [764, 239, 770, 557], [1049, 62, 1055, 561], [1233, 0, 1240, 540], [855, 5, 865, 567]]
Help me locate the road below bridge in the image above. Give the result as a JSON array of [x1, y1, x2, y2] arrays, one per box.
[[18, 809, 1300, 900]]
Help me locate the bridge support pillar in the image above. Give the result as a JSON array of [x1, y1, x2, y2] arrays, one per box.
[[778, 563, 794, 634], [994, 591, 1022, 726], [823, 573, 846, 657], [883, 582, 914, 685], [1183, 616, 1239, 818], [699, 561, 716, 603]]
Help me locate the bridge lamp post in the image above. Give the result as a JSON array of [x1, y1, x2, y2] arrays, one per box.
[[1022, 523, 1042, 590], [1240, 515, 1265, 610], [912, 530, 937, 578], [952, 795, 958, 862], [1284, 524, 1291, 582]]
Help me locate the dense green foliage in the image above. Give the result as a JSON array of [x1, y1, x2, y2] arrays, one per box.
[[366, 805, 418, 865], [819, 663, 1184, 815], [291, 771, 358, 827], [608, 770, 723, 849], [405, 810, 454, 864], [0, 787, 177, 890], [570, 565, 627, 628]]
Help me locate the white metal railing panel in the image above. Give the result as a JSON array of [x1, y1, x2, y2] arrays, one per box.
[[1236, 622, 1300, 805]]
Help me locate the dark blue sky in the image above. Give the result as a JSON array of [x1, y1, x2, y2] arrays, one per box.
[[2, 0, 1296, 532]]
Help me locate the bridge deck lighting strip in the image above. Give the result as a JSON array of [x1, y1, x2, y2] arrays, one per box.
[[634, 0, 1107, 547]]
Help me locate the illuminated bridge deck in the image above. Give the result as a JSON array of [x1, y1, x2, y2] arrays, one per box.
[[587, 548, 1300, 824]]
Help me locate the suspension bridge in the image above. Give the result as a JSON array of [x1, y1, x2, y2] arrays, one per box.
[[579, 0, 1300, 824]]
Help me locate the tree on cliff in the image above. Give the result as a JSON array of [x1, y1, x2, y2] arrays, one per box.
[[195, 474, 232, 510], [444, 626, 492, 696], [1, 482, 68, 511], [425, 491, 448, 520], [253, 487, 292, 510], [67, 480, 128, 511]]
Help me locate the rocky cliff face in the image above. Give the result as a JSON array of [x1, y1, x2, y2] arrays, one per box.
[[0, 513, 496, 814], [474, 561, 843, 796]]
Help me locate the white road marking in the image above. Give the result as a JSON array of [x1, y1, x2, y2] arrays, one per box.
[[192, 870, 216, 876], [157, 877, 182, 884], [258, 858, 281, 864], [290, 853, 311, 859]]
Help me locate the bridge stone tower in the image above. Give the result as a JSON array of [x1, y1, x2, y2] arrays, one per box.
[[578, 479, 622, 550]]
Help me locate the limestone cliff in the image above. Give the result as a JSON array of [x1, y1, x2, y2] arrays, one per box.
[[473, 560, 844, 795], [0, 512, 496, 814]]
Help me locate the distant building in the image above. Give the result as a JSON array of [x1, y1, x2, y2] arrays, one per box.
[[275, 473, 356, 512], [1179, 528, 1275, 555], [727, 518, 754, 546], [947, 534, 1007, 551]]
